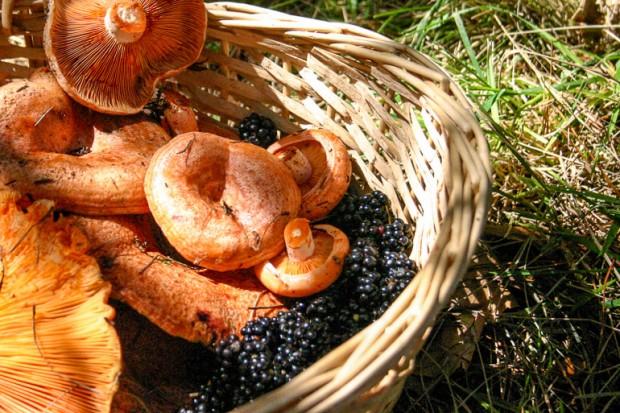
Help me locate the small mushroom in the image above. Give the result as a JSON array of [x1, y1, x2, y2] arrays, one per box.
[[156, 86, 239, 139], [0, 189, 121, 413], [0, 70, 90, 154], [255, 218, 350, 297], [44, 0, 207, 114], [0, 114, 170, 215], [268, 129, 352, 220], [160, 87, 200, 136], [144, 132, 302, 271]]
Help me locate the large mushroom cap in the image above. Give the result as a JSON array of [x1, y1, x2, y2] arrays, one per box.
[[268, 129, 352, 221], [0, 114, 170, 215], [255, 218, 350, 297], [44, 0, 207, 114], [145, 132, 302, 271], [0, 190, 121, 412]]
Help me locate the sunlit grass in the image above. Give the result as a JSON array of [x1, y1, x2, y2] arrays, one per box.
[[240, 0, 620, 411]]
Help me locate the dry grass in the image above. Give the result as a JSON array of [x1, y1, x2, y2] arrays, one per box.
[[242, 0, 620, 411]]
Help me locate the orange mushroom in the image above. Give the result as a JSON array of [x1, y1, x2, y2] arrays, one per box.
[[72, 215, 286, 345], [0, 70, 90, 154], [145, 132, 302, 271], [255, 218, 350, 297], [268, 129, 352, 220], [44, 0, 207, 114], [0, 189, 121, 413], [0, 114, 170, 215], [152, 86, 239, 139], [160, 87, 199, 136]]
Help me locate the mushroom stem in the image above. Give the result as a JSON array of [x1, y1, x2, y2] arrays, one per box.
[[284, 218, 315, 262], [276, 146, 313, 185], [105, 1, 147, 44]]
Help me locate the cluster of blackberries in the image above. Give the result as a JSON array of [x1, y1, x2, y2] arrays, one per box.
[[237, 113, 278, 148], [332, 191, 390, 237], [143, 88, 168, 122], [179, 190, 416, 413], [182, 312, 331, 413]]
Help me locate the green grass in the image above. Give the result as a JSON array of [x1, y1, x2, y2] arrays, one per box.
[[241, 0, 620, 411]]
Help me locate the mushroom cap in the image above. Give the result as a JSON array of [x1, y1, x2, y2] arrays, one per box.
[[44, 0, 207, 114], [0, 114, 170, 215], [144, 132, 302, 271], [0, 190, 121, 412], [268, 129, 352, 221], [0, 70, 90, 154], [254, 222, 350, 297]]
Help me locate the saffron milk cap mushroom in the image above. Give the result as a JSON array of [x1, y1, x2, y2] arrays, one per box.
[[0, 190, 121, 413], [268, 129, 352, 220], [145, 132, 302, 271], [159, 87, 199, 136], [73, 215, 286, 345], [0, 114, 170, 215], [255, 218, 350, 297], [44, 0, 207, 114]]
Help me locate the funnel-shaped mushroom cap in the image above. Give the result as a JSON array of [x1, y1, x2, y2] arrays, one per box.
[[44, 0, 207, 114], [255, 218, 350, 297], [0, 190, 121, 412], [268, 129, 352, 221], [145, 132, 302, 271]]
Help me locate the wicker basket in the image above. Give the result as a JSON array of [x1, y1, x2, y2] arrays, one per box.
[[0, 2, 491, 412]]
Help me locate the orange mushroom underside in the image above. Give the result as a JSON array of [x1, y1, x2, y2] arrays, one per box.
[[44, 0, 207, 114]]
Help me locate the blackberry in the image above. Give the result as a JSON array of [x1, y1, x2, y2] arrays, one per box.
[[380, 219, 412, 252], [180, 190, 418, 413], [143, 88, 167, 122], [331, 191, 389, 237], [238, 113, 278, 148]]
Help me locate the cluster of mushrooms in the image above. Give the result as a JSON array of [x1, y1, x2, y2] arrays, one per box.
[[1, 1, 355, 411]]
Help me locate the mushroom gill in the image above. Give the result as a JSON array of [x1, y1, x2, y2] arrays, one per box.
[[44, 0, 207, 114], [0, 189, 121, 413]]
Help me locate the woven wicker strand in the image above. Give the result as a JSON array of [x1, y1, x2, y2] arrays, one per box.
[[0, 2, 491, 412]]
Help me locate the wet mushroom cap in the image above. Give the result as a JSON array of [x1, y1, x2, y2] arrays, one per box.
[[0, 190, 121, 413], [268, 129, 352, 221], [144, 132, 302, 271], [255, 219, 350, 298], [44, 0, 207, 114]]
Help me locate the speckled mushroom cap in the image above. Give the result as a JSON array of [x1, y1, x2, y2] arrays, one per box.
[[144, 132, 302, 271], [43, 0, 207, 114], [0, 70, 90, 154]]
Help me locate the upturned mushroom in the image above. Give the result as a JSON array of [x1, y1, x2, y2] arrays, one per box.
[[255, 218, 350, 297], [267, 129, 352, 220], [0, 113, 170, 215], [0, 70, 90, 154], [44, 0, 207, 114], [0, 190, 121, 413], [145, 132, 302, 271]]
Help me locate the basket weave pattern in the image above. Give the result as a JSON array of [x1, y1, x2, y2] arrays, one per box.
[[0, 2, 491, 412]]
